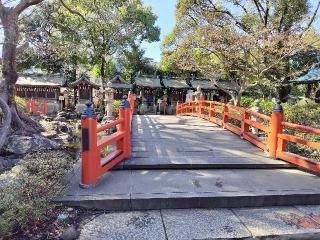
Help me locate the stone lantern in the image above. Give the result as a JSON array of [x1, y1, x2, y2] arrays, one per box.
[[194, 85, 203, 101], [186, 90, 194, 102], [103, 81, 115, 121]]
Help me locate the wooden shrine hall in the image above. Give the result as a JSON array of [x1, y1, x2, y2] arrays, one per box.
[[105, 75, 132, 100], [15, 68, 66, 102], [69, 74, 100, 105]]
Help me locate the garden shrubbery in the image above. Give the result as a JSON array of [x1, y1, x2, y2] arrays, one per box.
[[15, 96, 27, 111], [113, 100, 121, 118], [240, 96, 320, 160], [0, 149, 76, 238]]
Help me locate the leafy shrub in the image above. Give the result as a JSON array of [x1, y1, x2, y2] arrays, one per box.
[[282, 100, 320, 160], [240, 96, 255, 108], [15, 96, 26, 111], [113, 100, 121, 118], [241, 97, 319, 160], [0, 150, 75, 237]]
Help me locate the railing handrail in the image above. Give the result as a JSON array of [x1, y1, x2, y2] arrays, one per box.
[[177, 99, 320, 173], [96, 119, 124, 133], [282, 121, 320, 135], [80, 93, 135, 187]]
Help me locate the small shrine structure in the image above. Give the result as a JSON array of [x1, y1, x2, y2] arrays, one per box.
[[190, 79, 218, 101], [69, 74, 100, 105], [135, 75, 163, 113], [105, 75, 132, 100], [15, 68, 65, 102], [162, 77, 190, 106]]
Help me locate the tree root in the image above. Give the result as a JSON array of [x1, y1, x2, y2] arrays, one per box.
[[0, 97, 12, 151], [11, 106, 45, 135]]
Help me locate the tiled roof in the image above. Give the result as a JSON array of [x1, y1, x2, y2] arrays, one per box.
[[135, 76, 162, 88], [163, 78, 189, 89], [69, 74, 100, 88], [16, 73, 65, 87], [191, 80, 217, 90], [106, 75, 132, 89], [290, 67, 320, 84]]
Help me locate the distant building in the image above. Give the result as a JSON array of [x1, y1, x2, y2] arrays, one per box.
[[135, 75, 163, 113], [105, 75, 132, 100], [15, 68, 66, 101], [162, 77, 190, 105], [290, 67, 320, 103], [69, 74, 100, 105]]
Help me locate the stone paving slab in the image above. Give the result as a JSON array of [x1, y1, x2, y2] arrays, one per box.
[[234, 206, 320, 238], [78, 206, 320, 240], [79, 211, 166, 240], [161, 209, 251, 240], [58, 168, 320, 210]]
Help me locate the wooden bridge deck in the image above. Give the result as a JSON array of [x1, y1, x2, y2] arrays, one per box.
[[59, 115, 320, 210], [118, 115, 292, 170]]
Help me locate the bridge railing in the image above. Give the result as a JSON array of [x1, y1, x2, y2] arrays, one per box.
[[80, 93, 135, 187], [177, 98, 320, 173], [26, 98, 47, 115]]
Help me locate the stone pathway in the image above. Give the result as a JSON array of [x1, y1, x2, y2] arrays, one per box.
[[79, 205, 320, 240]]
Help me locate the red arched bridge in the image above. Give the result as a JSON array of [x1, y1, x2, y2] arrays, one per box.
[[59, 94, 320, 211]]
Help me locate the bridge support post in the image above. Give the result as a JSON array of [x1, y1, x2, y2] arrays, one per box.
[[119, 96, 131, 158], [80, 101, 99, 188], [267, 101, 283, 157]]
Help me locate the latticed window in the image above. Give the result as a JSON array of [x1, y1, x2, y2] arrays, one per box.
[[79, 88, 90, 99]]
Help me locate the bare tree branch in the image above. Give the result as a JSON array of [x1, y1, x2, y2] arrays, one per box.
[[14, 0, 45, 15], [304, 0, 320, 32], [59, 0, 88, 22]]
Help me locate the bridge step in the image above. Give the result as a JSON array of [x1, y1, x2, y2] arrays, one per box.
[[58, 168, 320, 211], [113, 156, 294, 170]]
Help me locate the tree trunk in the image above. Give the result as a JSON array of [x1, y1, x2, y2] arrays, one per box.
[[230, 92, 242, 106], [0, 97, 12, 151], [277, 85, 291, 102], [0, 11, 44, 136], [305, 84, 312, 98], [0, 11, 19, 106]]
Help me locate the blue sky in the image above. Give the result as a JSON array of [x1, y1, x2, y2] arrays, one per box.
[[141, 0, 177, 63], [141, 0, 320, 63]]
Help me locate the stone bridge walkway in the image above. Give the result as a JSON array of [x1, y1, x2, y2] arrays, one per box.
[[59, 115, 320, 211]]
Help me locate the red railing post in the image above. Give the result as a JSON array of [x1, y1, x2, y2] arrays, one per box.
[[267, 101, 284, 157], [192, 101, 196, 116], [199, 95, 205, 117], [222, 104, 229, 127], [241, 110, 250, 136], [42, 99, 47, 114], [176, 102, 180, 115], [26, 99, 31, 113], [118, 96, 131, 158], [31, 98, 36, 114], [80, 101, 99, 188]]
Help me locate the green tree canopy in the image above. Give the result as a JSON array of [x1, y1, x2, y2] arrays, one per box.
[[19, 0, 160, 82], [162, 0, 320, 104]]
